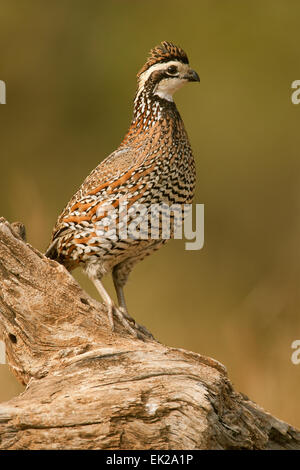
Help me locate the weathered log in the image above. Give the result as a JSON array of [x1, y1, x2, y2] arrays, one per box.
[[0, 218, 299, 450]]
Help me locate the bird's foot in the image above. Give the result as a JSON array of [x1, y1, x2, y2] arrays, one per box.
[[118, 307, 155, 341], [106, 304, 154, 341]]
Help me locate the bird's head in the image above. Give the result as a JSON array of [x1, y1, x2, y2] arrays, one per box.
[[136, 41, 199, 102]]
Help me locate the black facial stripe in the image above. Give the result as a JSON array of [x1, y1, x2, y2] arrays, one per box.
[[147, 69, 180, 85]]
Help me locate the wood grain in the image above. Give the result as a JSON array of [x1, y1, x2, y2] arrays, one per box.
[[0, 218, 299, 450]]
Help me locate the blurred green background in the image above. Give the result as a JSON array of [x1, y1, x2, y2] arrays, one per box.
[[1, 0, 300, 428]]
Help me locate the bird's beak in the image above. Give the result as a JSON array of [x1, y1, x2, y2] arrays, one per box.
[[184, 68, 200, 82]]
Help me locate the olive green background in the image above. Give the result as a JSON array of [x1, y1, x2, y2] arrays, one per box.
[[1, 0, 300, 428]]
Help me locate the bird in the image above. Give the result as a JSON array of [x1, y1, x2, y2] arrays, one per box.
[[46, 41, 199, 340]]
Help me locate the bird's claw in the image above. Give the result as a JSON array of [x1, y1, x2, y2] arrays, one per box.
[[106, 304, 154, 341]]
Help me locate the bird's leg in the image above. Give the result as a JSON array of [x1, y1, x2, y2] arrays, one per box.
[[112, 273, 154, 340], [113, 277, 134, 322], [92, 277, 138, 338], [92, 278, 115, 330]]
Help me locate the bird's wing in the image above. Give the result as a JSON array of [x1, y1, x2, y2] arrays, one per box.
[[50, 145, 148, 241]]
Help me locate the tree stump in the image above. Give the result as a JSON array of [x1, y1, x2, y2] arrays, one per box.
[[0, 217, 299, 450]]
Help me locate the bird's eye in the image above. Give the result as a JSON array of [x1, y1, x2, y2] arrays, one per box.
[[167, 65, 178, 75]]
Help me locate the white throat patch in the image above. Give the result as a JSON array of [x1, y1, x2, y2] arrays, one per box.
[[154, 77, 186, 102]]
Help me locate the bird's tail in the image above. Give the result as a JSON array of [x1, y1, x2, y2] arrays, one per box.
[[44, 228, 76, 271], [45, 238, 59, 260]]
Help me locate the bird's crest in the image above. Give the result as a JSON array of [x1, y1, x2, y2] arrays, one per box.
[[137, 41, 189, 78]]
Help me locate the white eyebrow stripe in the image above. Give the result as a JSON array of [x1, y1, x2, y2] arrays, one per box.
[[137, 60, 181, 91]]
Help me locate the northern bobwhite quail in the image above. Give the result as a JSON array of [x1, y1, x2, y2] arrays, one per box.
[[46, 41, 199, 339]]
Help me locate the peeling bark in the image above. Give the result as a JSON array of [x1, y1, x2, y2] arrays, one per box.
[[0, 218, 299, 450]]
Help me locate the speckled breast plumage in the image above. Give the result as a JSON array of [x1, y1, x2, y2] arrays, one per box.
[[47, 95, 196, 279]]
